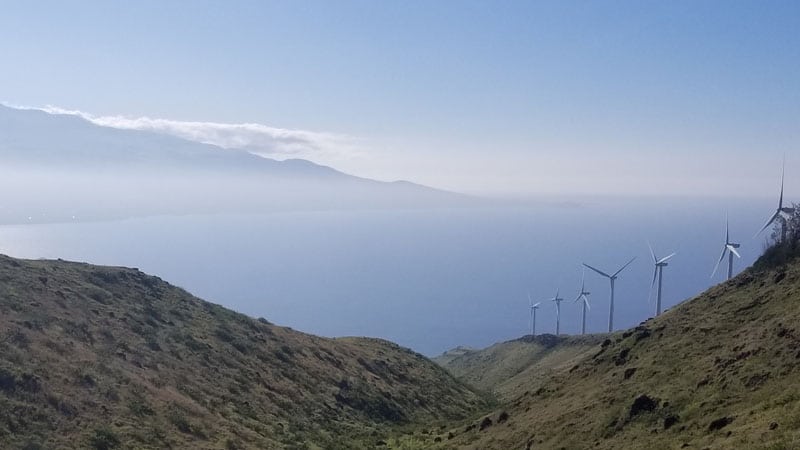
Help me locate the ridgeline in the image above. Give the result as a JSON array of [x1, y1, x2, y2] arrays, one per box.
[[412, 247, 800, 449], [0, 255, 485, 449]]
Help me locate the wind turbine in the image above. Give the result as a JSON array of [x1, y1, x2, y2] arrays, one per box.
[[647, 243, 676, 317], [574, 270, 591, 335], [547, 289, 564, 336], [712, 215, 741, 280], [756, 157, 795, 242], [528, 292, 541, 336], [583, 257, 636, 333]]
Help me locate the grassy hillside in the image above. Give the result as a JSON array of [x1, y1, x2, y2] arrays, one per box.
[[0, 255, 485, 449], [434, 334, 606, 399], [405, 254, 800, 449]]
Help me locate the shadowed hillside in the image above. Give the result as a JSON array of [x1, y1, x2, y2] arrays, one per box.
[[0, 255, 485, 449], [403, 251, 800, 449]]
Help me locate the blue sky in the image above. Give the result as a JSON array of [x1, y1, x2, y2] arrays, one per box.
[[1, 1, 799, 196]]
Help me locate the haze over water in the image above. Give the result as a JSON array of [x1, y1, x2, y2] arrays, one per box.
[[0, 196, 771, 355]]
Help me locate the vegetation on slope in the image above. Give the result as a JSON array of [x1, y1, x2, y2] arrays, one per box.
[[0, 255, 484, 449], [435, 334, 606, 399], [407, 230, 800, 449]]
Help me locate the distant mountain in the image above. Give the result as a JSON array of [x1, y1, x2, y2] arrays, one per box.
[[0, 255, 485, 449], [0, 105, 344, 177], [0, 105, 473, 224]]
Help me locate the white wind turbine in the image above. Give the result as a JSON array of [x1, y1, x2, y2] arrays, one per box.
[[546, 289, 565, 336], [647, 242, 676, 317], [574, 270, 591, 335], [756, 157, 795, 242], [583, 257, 636, 333], [712, 215, 741, 280], [528, 292, 541, 336]]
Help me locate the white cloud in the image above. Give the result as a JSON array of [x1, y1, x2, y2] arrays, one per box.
[[5, 103, 362, 162]]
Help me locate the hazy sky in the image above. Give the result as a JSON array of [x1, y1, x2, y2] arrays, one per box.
[[1, 1, 798, 197]]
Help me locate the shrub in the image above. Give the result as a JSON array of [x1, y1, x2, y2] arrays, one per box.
[[89, 427, 121, 450]]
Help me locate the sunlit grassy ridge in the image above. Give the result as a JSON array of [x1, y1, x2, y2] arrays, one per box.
[[407, 249, 800, 449], [0, 255, 485, 449], [435, 334, 607, 399]]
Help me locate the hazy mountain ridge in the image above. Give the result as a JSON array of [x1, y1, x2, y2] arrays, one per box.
[[0, 255, 485, 449], [0, 105, 473, 225], [0, 105, 344, 177]]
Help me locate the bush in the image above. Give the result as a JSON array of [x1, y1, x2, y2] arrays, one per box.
[[89, 427, 121, 450]]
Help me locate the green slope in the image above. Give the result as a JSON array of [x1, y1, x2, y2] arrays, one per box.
[[435, 334, 607, 399], [0, 255, 485, 449], [413, 254, 800, 449]]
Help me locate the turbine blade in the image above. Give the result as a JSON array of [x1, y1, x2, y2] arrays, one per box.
[[647, 241, 657, 263], [533, 302, 540, 308], [651, 266, 658, 288], [727, 245, 741, 258], [584, 297, 591, 311], [779, 155, 785, 209], [658, 252, 677, 264], [725, 213, 730, 244], [711, 245, 727, 278], [613, 257, 637, 277], [755, 210, 780, 237], [528, 291, 532, 307], [583, 263, 611, 278]]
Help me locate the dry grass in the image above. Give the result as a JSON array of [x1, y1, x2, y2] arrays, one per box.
[[435, 334, 606, 400], [0, 255, 486, 449], [406, 254, 800, 449]]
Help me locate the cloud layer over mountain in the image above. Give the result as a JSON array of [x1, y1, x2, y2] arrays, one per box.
[[5, 103, 360, 162]]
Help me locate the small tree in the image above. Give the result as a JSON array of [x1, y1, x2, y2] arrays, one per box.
[[768, 203, 800, 246]]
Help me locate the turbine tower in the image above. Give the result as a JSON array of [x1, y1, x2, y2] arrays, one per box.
[[528, 292, 541, 336], [756, 157, 795, 242], [574, 270, 591, 335], [583, 257, 636, 333], [547, 289, 564, 336], [648, 243, 676, 317], [712, 216, 741, 280]]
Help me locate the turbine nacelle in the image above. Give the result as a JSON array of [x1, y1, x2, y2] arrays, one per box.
[[713, 216, 742, 279], [647, 242, 677, 314], [583, 257, 636, 333], [648, 241, 676, 266], [547, 288, 564, 303], [583, 257, 636, 281]]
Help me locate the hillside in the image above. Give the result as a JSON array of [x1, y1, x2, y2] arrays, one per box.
[[435, 334, 607, 399], [0, 255, 485, 449], [407, 254, 800, 449]]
